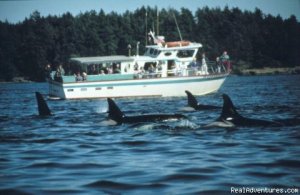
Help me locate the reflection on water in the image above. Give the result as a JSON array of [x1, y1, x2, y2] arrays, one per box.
[[0, 75, 300, 194]]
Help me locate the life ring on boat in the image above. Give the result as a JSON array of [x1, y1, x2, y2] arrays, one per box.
[[164, 41, 190, 48]]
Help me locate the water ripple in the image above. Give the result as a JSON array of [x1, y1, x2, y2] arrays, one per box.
[[84, 180, 167, 190]]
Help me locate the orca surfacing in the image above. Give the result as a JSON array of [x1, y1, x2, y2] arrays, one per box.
[[207, 94, 282, 127], [107, 98, 186, 125], [185, 90, 220, 110], [35, 92, 52, 116]]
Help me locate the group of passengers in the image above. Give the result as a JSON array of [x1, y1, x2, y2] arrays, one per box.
[[44, 63, 66, 82], [88, 64, 121, 75], [44, 64, 65, 82], [189, 51, 231, 75], [74, 64, 121, 82], [134, 62, 163, 78], [75, 71, 87, 82], [44, 63, 122, 83]]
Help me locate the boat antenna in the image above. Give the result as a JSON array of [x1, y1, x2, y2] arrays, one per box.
[[173, 13, 183, 41], [157, 8, 159, 35], [145, 11, 148, 46]]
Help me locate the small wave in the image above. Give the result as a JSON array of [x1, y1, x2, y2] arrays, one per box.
[[159, 173, 212, 182], [84, 180, 166, 190], [120, 140, 150, 146], [100, 119, 118, 126], [83, 132, 102, 136], [0, 158, 10, 162], [179, 166, 224, 174], [213, 142, 241, 147], [0, 134, 25, 143], [236, 159, 300, 169], [26, 162, 63, 168], [274, 159, 300, 168], [30, 138, 60, 144], [94, 101, 108, 113], [26, 162, 115, 169], [256, 144, 284, 152], [132, 123, 158, 131], [173, 119, 199, 129], [246, 171, 288, 178], [132, 120, 199, 131], [179, 106, 195, 112], [40, 189, 84, 194], [0, 189, 32, 195], [0, 115, 10, 123]]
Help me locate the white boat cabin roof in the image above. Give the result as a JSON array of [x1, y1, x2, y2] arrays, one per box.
[[70, 55, 134, 65], [146, 42, 202, 51]]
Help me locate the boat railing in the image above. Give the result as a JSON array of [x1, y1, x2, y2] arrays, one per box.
[[206, 61, 228, 74], [133, 62, 228, 79], [134, 62, 227, 79]]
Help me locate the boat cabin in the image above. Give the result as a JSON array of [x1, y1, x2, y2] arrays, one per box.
[[50, 41, 227, 84]]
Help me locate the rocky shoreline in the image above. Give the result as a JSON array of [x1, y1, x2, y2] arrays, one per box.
[[0, 77, 32, 83], [233, 66, 300, 76]]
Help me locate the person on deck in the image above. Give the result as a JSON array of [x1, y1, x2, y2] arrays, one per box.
[[75, 72, 83, 82], [216, 57, 221, 73], [90, 65, 98, 74], [201, 53, 208, 75], [100, 70, 106, 75], [107, 66, 113, 74], [54, 64, 65, 82], [57, 64, 65, 76], [82, 72, 87, 81], [114, 64, 121, 74], [44, 64, 52, 80], [220, 51, 231, 72]]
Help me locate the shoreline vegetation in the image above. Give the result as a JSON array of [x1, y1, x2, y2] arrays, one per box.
[[233, 66, 300, 76], [0, 6, 299, 82]]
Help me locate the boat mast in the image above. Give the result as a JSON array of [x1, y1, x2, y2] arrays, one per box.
[[173, 13, 183, 41], [157, 8, 159, 36], [145, 11, 148, 46]]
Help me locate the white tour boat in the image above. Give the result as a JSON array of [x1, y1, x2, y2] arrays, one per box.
[[48, 35, 229, 99]]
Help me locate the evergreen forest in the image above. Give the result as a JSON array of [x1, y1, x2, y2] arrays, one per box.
[[0, 6, 299, 81]]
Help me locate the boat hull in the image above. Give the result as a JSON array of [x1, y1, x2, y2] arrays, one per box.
[[48, 74, 227, 99]]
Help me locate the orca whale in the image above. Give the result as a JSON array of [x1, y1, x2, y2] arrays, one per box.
[[35, 92, 52, 116], [185, 90, 220, 110], [207, 94, 282, 127], [107, 98, 186, 124]]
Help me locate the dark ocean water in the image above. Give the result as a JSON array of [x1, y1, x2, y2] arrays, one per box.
[[1, 75, 300, 194]]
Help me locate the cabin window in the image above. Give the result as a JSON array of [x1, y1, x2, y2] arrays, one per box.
[[144, 62, 157, 71], [164, 52, 172, 56], [177, 50, 194, 58], [149, 49, 161, 56], [95, 87, 102, 90], [107, 87, 114, 90], [150, 48, 154, 55], [67, 89, 74, 92], [81, 88, 87, 91], [153, 50, 161, 56]]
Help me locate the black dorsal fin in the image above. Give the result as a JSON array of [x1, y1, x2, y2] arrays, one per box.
[[221, 94, 240, 119], [107, 98, 124, 124], [35, 92, 52, 116], [185, 90, 199, 109]]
